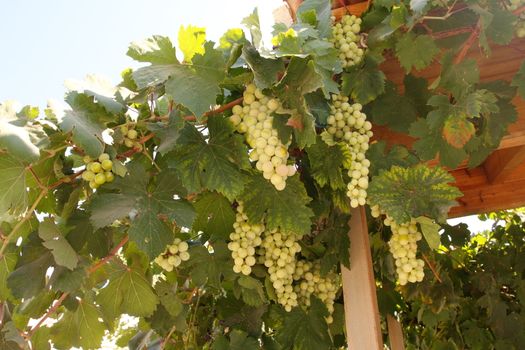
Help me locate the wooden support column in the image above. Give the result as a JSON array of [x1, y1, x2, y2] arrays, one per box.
[[341, 207, 383, 350], [387, 314, 406, 350], [482, 145, 525, 183]]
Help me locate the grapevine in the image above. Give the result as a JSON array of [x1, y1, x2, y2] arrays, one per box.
[[230, 84, 297, 191]]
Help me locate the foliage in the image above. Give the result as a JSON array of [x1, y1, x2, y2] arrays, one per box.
[[0, 0, 523, 348]]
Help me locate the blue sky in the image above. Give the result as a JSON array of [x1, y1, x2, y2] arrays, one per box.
[[0, 0, 281, 106]]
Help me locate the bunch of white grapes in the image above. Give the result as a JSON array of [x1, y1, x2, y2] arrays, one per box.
[[81, 153, 115, 189], [293, 260, 340, 324], [331, 14, 365, 68], [154, 238, 190, 272], [509, 0, 525, 37], [120, 123, 142, 150], [230, 84, 297, 191], [227, 203, 264, 276], [257, 230, 302, 312], [370, 205, 425, 286], [325, 94, 373, 208]]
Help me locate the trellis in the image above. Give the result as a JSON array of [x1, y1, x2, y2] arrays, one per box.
[[280, 0, 525, 348]]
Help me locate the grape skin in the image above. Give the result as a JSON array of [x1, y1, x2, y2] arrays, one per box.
[[325, 94, 373, 208], [371, 205, 425, 286], [331, 15, 365, 69], [81, 153, 115, 189], [154, 238, 190, 272], [230, 84, 296, 191]]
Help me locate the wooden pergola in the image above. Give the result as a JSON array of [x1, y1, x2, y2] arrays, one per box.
[[279, 1, 525, 349]]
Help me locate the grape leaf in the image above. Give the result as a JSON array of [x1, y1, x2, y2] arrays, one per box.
[[90, 165, 195, 258], [367, 141, 418, 177], [127, 35, 178, 64], [462, 89, 499, 118], [97, 262, 159, 321], [38, 218, 78, 270], [237, 275, 267, 307], [178, 25, 206, 62], [8, 251, 54, 299], [165, 41, 225, 119], [316, 214, 351, 273], [0, 245, 17, 301], [132, 64, 177, 89], [0, 155, 29, 215], [242, 8, 262, 48], [296, 0, 332, 38], [168, 117, 250, 201], [307, 139, 346, 190], [155, 280, 183, 317], [342, 57, 386, 105], [146, 110, 184, 154], [395, 33, 439, 72], [213, 330, 260, 350], [242, 45, 284, 89], [50, 299, 105, 350], [511, 60, 525, 99], [65, 74, 125, 114], [240, 174, 313, 236], [415, 216, 441, 250], [442, 115, 475, 148], [410, 0, 429, 13], [186, 241, 234, 289], [0, 103, 41, 162], [485, 9, 516, 45], [275, 296, 332, 350], [438, 54, 479, 99], [193, 192, 235, 241], [368, 164, 462, 223]]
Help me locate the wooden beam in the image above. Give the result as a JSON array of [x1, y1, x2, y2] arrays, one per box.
[[483, 146, 525, 183], [342, 207, 383, 350], [387, 314, 406, 350]]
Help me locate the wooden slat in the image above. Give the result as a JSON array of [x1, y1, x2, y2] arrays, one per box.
[[387, 314, 406, 350], [342, 207, 383, 350], [483, 146, 525, 183], [332, 1, 371, 19]]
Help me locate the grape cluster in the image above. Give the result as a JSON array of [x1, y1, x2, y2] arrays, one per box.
[[509, 0, 525, 37], [331, 14, 365, 69], [258, 230, 302, 312], [371, 205, 425, 286], [227, 203, 264, 276], [230, 84, 296, 191], [120, 123, 142, 150], [154, 238, 190, 272], [325, 94, 373, 208], [81, 153, 115, 189], [293, 260, 340, 324]]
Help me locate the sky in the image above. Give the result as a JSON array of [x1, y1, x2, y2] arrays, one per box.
[[0, 0, 493, 233]]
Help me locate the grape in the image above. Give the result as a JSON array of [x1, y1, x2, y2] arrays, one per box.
[[120, 123, 143, 150], [331, 15, 365, 69], [82, 153, 116, 190], [292, 260, 340, 324], [257, 229, 302, 312], [230, 84, 296, 191], [155, 238, 191, 272], [227, 203, 264, 276], [324, 94, 372, 208], [370, 205, 425, 286]]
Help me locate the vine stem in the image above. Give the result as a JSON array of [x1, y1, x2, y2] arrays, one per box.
[[431, 26, 473, 40], [26, 235, 129, 339], [422, 254, 443, 283], [454, 18, 481, 64], [182, 97, 244, 122], [0, 189, 47, 259], [514, 5, 525, 15]]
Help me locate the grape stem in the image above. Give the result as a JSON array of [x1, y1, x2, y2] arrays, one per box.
[[514, 5, 525, 15], [422, 253, 442, 283], [182, 97, 244, 122], [25, 235, 130, 340], [454, 18, 481, 64]]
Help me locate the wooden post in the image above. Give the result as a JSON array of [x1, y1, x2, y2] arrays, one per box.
[[387, 314, 406, 350], [341, 207, 383, 349]]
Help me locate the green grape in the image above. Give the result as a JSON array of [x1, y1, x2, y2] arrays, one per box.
[[331, 14, 365, 69], [154, 238, 191, 272]]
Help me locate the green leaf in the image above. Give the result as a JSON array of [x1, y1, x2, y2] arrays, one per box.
[[39, 218, 78, 270], [186, 241, 234, 288], [395, 33, 439, 72], [368, 142, 418, 177], [0, 103, 41, 162], [415, 216, 441, 250], [193, 192, 235, 241], [242, 45, 284, 89], [242, 9, 262, 48], [132, 64, 177, 89], [511, 60, 525, 99], [155, 280, 183, 317], [297, 0, 332, 38], [410, 0, 429, 13], [368, 164, 462, 223], [0, 246, 17, 301], [178, 25, 206, 62], [168, 117, 250, 201], [0, 155, 29, 215], [237, 275, 267, 307], [240, 174, 313, 235], [165, 41, 225, 118], [439, 55, 479, 98], [485, 9, 516, 45], [147, 110, 185, 155], [127, 35, 178, 64], [368, 83, 418, 133], [90, 165, 194, 258], [213, 330, 260, 350], [8, 252, 54, 299], [97, 263, 159, 320], [276, 296, 332, 350], [317, 214, 351, 272], [342, 57, 386, 105], [51, 299, 106, 350], [307, 139, 346, 190], [219, 28, 246, 49], [65, 74, 125, 114]]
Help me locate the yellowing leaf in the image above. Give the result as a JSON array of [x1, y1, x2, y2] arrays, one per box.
[[442, 116, 476, 148], [178, 25, 206, 62]]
